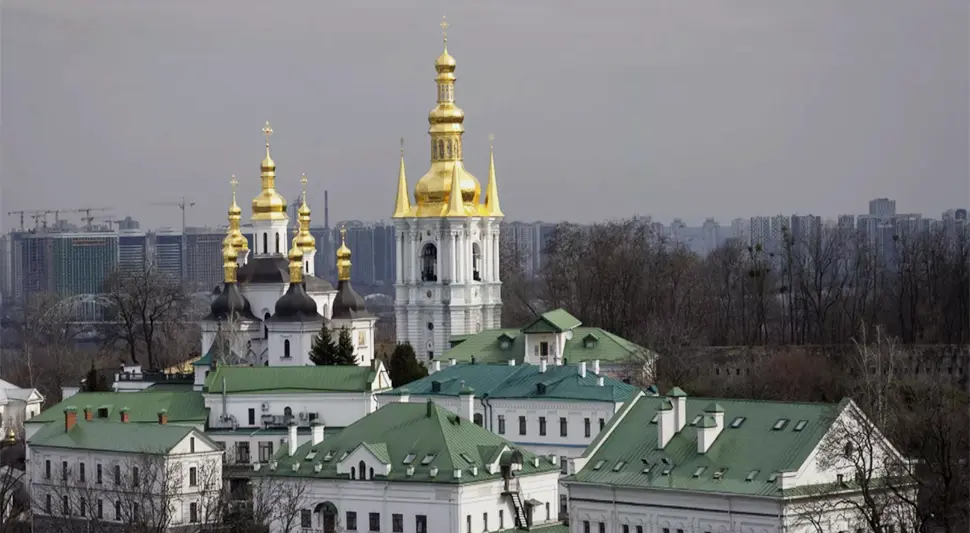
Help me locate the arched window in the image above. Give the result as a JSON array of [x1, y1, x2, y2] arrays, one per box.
[[436, 140, 444, 160], [283, 339, 290, 359], [275, 233, 280, 254], [284, 406, 293, 419], [445, 141, 453, 159], [262, 233, 268, 255], [305, 260, 310, 273], [473, 413, 484, 426], [358, 461, 366, 480], [472, 242, 482, 281], [369, 467, 374, 479], [350, 467, 356, 480], [264, 313, 270, 339], [421, 244, 438, 282]]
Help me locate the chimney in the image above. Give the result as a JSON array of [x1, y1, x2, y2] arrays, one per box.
[[668, 387, 687, 432], [287, 422, 299, 457], [157, 409, 168, 425], [311, 420, 325, 446], [539, 359, 547, 373], [120, 407, 130, 424], [597, 376, 605, 387], [449, 358, 457, 367], [426, 399, 435, 417], [398, 387, 411, 403], [592, 360, 600, 375], [431, 361, 441, 374], [657, 399, 674, 449], [459, 386, 475, 421], [83, 405, 93, 421], [508, 359, 515, 366], [64, 407, 78, 432], [697, 403, 725, 454], [578, 361, 587, 378]]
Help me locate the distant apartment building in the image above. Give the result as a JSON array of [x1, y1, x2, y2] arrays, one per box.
[[749, 216, 771, 249], [869, 197, 897, 217], [502, 221, 557, 277], [184, 228, 227, 293], [701, 218, 720, 255], [152, 229, 183, 281], [8, 231, 119, 304], [117, 230, 148, 274]]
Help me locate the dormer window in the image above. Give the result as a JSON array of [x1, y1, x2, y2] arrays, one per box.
[[583, 333, 599, 348], [403, 454, 416, 465], [420, 454, 436, 465], [497, 333, 515, 350]]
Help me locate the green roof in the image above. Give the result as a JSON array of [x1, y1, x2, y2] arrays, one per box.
[[380, 363, 640, 403], [496, 523, 568, 533], [263, 401, 559, 484], [29, 418, 201, 454], [520, 309, 582, 334], [568, 392, 849, 497], [25, 391, 206, 425], [205, 365, 377, 394], [445, 326, 651, 364]]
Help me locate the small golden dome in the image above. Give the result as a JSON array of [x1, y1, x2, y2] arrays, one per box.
[[223, 241, 239, 263], [251, 122, 288, 222], [296, 229, 316, 250], [288, 241, 304, 263], [336, 226, 352, 281], [429, 104, 464, 124], [230, 230, 249, 251], [436, 50, 456, 71]]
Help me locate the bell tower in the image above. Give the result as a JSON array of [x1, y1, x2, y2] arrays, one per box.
[[392, 18, 504, 362]]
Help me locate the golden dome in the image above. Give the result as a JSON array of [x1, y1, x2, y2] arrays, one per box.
[[294, 174, 316, 251], [436, 50, 456, 71], [414, 161, 481, 217], [287, 240, 304, 284], [222, 242, 239, 283], [252, 121, 288, 222], [336, 226, 352, 281]]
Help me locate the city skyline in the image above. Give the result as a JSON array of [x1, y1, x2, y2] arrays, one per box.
[[2, 1, 967, 231]]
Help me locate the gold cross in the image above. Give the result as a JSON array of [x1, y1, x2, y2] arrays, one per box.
[[262, 121, 273, 146], [400, 137, 405, 155], [440, 16, 449, 45], [230, 175, 238, 200], [300, 173, 308, 203], [488, 133, 495, 150]]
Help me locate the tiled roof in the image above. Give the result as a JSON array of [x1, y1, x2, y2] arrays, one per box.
[[263, 401, 559, 484], [446, 326, 652, 364], [205, 365, 376, 394], [520, 309, 582, 334], [381, 363, 640, 403], [568, 391, 849, 497], [25, 391, 207, 425], [29, 417, 201, 454]]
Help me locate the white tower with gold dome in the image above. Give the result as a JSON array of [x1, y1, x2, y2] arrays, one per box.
[[250, 121, 290, 258], [392, 18, 504, 361]]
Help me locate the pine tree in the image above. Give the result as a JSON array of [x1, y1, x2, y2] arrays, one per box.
[[309, 323, 339, 365], [388, 342, 428, 388], [334, 327, 358, 366]]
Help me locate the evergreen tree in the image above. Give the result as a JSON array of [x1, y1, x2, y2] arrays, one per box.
[[388, 342, 428, 388], [83, 363, 110, 392], [334, 327, 358, 366], [309, 323, 339, 365]]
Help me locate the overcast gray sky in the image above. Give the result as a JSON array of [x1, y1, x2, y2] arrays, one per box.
[[2, 0, 967, 230]]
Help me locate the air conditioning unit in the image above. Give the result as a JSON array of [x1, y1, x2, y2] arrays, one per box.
[[298, 412, 308, 421], [261, 403, 270, 412]]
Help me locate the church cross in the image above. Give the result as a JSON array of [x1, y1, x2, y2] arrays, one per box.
[[440, 16, 449, 45], [262, 121, 273, 146]]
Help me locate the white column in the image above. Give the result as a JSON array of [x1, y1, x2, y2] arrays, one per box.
[[450, 232, 458, 283], [492, 229, 500, 282], [395, 230, 403, 284], [457, 228, 466, 284], [409, 231, 417, 282]]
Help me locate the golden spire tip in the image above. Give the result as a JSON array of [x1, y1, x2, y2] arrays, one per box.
[[262, 121, 273, 147], [230, 174, 238, 200], [489, 133, 495, 150], [400, 137, 405, 155], [440, 16, 449, 47]]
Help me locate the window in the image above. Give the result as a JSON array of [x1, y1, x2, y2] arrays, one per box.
[[189, 467, 198, 486], [96, 464, 102, 484], [730, 416, 746, 428], [190, 502, 198, 523], [416, 515, 427, 533], [600, 523, 606, 533], [693, 466, 707, 477], [403, 453, 416, 465], [539, 416, 547, 436], [275, 233, 280, 254], [613, 461, 627, 472], [45, 494, 51, 514], [62, 495, 69, 515], [301, 510, 312, 528], [114, 464, 121, 485], [262, 233, 267, 255], [582, 521, 590, 533], [560, 456, 568, 474], [283, 339, 291, 358], [624, 526, 630, 533], [79, 462, 86, 482], [546, 502, 550, 520], [428, 351, 434, 360], [584, 418, 591, 438], [519, 416, 527, 435], [421, 244, 438, 282], [473, 413, 484, 426], [264, 313, 270, 339], [466, 515, 472, 533], [560, 417, 568, 436], [745, 469, 760, 481], [237, 442, 251, 463], [638, 527, 643, 533], [540, 342, 549, 356], [44, 460, 50, 479], [115, 501, 121, 521], [259, 441, 274, 462], [347, 511, 357, 530], [393, 513, 403, 532], [793, 420, 809, 432], [599, 418, 605, 431], [592, 460, 606, 470], [97, 499, 103, 519], [369, 512, 381, 531], [190, 437, 195, 453], [690, 414, 703, 426], [497, 416, 506, 434], [560, 494, 568, 515], [500, 509, 504, 529], [248, 408, 256, 425], [370, 467, 374, 479], [62, 461, 68, 480], [132, 503, 139, 521], [484, 512, 489, 531], [772, 418, 790, 431]]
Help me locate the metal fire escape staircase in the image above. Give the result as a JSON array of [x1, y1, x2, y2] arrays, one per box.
[[508, 490, 529, 530]]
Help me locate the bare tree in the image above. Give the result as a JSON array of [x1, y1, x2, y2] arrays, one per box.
[[247, 475, 311, 533], [0, 465, 26, 533], [499, 233, 539, 326]]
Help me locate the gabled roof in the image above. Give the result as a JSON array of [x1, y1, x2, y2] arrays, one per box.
[[263, 401, 559, 484], [382, 363, 639, 403], [445, 326, 651, 364], [520, 309, 582, 334], [25, 391, 206, 425], [205, 365, 377, 394], [29, 418, 208, 455], [568, 392, 850, 497]]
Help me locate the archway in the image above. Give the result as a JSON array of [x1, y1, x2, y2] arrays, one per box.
[[421, 243, 438, 282], [313, 502, 338, 533], [472, 242, 482, 281]]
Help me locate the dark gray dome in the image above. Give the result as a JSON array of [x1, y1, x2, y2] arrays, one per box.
[[205, 283, 256, 321], [331, 280, 371, 319], [270, 282, 321, 322]]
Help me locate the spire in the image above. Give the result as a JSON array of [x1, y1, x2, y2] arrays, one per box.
[[252, 121, 288, 221], [482, 134, 503, 217], [222, 241, 239, 283], [227, 175, 249, 252], [295, 173, 316, 251], [393, 138, 412, 218], [287, 241, 304, 284], [336, 226, 352, 281], [446, 162, 465, 217]]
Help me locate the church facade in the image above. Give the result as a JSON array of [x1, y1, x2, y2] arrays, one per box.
[[393, 22, 504, 361]]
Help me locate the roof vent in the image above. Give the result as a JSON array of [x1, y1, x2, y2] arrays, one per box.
[[532, 456, 540, 468], [252, 463, 261, 472], [453, 469, 462, 479], [291, 463, 299, 472], [313, 464, 322, 473], [406, 466, 415, 477], [471, 466, 478, 476], [269, 461, 278, 471], [537, 383, 547, 395], [429, 467, 439, 478]]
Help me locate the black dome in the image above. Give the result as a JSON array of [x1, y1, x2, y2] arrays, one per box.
[[331, 279, 371, 319], [270, 282, 321, 321], [205, 282, 256, 321]]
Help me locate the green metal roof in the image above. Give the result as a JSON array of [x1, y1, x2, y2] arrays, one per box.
[[25, 391, 207, 425], [568, 392, 850, 497], [28, 418, 202, 454], [205, 365, 376, 394], [495, 523, 568, 533], [263, 401, 559, 484], [520, 309, 582, 334], [379, 363, 640, 403], [445, 326, 651, 364]]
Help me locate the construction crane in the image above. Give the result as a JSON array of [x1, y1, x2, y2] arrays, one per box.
[[149, 197, 195, 283], [7, 209, 56, 231], [64, 207, 112, 231]]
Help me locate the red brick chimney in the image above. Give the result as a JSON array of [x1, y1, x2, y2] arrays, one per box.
[[64, 407, 78, 432], [83, 406, 93, 421], [120, 407, 130, 423], [157, 409, 168, 425]]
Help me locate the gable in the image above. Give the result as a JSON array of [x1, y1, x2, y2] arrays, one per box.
[[521, 309, 581, 334], [337, 442, 392, 478]]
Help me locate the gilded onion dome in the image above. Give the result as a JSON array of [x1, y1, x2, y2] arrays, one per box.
[[412, 17, 482, 217], [251, 121, 289, 221], [294, 174, 316, 251], [227, 175, 250, 252]]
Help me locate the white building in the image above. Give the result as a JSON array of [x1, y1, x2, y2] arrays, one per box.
[[392, 27, 504, 361], [257, 400, 561, 533], [565, 389, 915, 533], [28, 406, 223, 532], [0, 378, 43, 436], [202, 364, 391, 467]]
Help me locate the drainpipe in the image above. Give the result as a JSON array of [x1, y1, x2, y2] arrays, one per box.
[[484, 395, 494, 432]]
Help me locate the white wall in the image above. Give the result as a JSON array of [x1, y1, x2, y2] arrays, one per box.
[[205, 391, 378, 431]]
